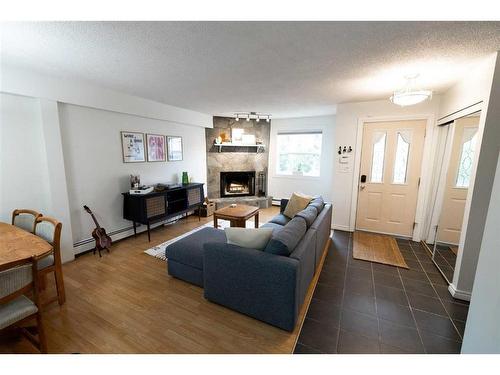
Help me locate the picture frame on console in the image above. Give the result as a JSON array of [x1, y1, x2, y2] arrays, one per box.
[[146, 133, 166, 162], [121, 131, 146, 163], [167, 136, 183, 161]]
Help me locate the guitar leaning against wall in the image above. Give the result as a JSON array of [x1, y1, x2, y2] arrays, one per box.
[[83, 205, 112, 257]]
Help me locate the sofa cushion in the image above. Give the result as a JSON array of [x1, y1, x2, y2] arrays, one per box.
[[309, 196, 325, 212], [283, 192, 313, 218], [225, 227, 274, 250], [262, 222, 285, 233], [295, 205, 318, 228], [264, 216, 307, 256], [269, 213, 291, 226], [165, 227, 226, 270]]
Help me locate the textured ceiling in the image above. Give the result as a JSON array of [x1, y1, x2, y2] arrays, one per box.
[[1, 21, 500, 118]]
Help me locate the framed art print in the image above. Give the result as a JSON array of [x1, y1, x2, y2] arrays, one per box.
[[167, 136, 183, 161], [146, 133, 166, 162], [121, 131, 146, 163]]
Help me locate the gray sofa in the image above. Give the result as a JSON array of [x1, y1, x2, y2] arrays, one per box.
[[165, 197, 332, 331]]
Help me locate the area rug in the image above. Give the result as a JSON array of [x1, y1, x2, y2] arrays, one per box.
[[352, 231, 409, 269], [144, 219, 260, 261]]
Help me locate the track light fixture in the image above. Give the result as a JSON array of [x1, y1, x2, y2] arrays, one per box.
[[233, 112, 272, 123]]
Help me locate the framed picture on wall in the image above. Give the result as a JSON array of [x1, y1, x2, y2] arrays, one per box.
[[121, 131, 146, 163], [167, 136, 183, 161], [146, 133, 166, 162]]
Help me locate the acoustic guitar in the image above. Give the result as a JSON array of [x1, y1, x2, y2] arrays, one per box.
[[84, 205, 112, 257]]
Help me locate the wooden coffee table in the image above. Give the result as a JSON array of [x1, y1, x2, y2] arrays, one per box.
[[213, 204, 259, 228]]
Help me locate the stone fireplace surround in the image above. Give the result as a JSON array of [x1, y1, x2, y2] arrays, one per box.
[[206, 116, 271, 201]]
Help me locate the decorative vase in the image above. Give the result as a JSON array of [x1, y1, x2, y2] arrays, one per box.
[[182, 171, 189, 184]]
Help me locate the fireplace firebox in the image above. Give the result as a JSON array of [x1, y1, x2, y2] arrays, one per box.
[[220, 171, 256, 197]]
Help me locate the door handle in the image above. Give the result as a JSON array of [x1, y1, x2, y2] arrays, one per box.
[[360, 185, 366, 190], [360, 174, 367, 183]]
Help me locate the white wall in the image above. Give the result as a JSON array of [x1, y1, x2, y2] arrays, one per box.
[[0, 93, 52, 218], [461, 153, 500, 353], [0, 94, 75, 262], [332, 98, 441, 231], [268, 115, 335, 203], [438, 55, 497, 120], [59, 103, 207, 251]]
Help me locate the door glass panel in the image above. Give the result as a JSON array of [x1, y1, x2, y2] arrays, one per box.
[[370, 132, 386, 183], [456, 129, 478, 188], [393, 131, 410, 184]]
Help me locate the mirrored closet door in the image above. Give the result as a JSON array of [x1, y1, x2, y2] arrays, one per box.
[[427, 112, 481, 284]]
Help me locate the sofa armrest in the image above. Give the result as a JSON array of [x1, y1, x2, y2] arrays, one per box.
[[203, 242, 299, 331], [280, 199, 289, 214]]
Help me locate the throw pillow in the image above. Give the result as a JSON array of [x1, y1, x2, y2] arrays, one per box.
[[224, 227, 274, 250], [283, 192, 313, 218]]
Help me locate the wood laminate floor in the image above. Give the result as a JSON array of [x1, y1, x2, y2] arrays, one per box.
[[1, 206, 321, 354]]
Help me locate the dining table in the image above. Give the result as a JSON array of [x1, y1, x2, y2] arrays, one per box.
[[0, 222, 53, 267]]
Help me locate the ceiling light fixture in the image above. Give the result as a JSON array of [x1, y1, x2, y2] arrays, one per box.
[[390, 75, 432, 107], [256, 115, 260, 122], [235, 114, 240, 121], [246, 114, 250, 122], [266, 115, 270, 123]]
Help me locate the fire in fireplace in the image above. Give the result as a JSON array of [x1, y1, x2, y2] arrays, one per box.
[[220, 171, 256, 197]]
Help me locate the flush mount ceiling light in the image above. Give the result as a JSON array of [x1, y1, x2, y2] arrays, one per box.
[[390, 75, 432, 107], [233, 112, 272, 123]]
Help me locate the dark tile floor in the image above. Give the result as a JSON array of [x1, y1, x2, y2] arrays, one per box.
[[294, 231, 469, 354], [430, 244, 458, 282]]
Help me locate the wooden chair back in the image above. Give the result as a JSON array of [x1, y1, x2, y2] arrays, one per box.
[[11, 209, 42, 234], [34, 216, 62, 250]]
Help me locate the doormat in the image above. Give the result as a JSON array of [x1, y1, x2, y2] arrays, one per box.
[[353, 231, 409, 269]]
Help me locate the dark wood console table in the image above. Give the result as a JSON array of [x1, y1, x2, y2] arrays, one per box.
[[122, 183, 204, 241]]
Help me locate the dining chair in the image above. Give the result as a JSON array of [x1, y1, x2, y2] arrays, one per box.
[[0, 256, 47, 353], [34, 216, 66, 305], [11, 209, 42, 233]]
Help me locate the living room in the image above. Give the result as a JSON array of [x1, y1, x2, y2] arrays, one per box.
[[1, 1, 500, 373]]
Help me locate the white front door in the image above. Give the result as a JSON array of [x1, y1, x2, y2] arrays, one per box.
[[356, 120, 426, 237]]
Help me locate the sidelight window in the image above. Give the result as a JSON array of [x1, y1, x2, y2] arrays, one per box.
[[370, 132, 386, 183], [393, 131, 411, 184]]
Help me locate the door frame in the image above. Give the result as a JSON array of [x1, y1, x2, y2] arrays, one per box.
[[349, 114, 436, 241]]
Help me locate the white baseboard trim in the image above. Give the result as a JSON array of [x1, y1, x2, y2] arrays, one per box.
[[332, 224, 351, 232], [448, 283, 472, 302]]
